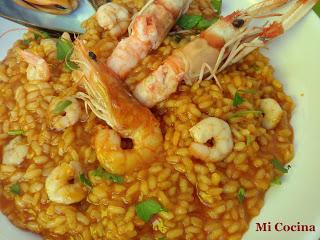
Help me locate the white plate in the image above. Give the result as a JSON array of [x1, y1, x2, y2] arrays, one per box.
[[1, 1, 320, 240]]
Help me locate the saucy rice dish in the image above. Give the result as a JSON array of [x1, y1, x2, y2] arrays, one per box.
[[1, 0, 309, 239]]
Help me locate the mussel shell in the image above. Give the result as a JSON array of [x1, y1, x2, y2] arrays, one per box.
[[13, 0, 78, 15], [0, 0, 110, 34]]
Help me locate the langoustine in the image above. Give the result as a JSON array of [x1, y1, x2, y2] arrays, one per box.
[[106, 0, 192, 78], [74, 40, 163, 175], [133, 0, 318, 108]]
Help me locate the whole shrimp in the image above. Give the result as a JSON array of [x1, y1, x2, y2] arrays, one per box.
[[19, 49, 50, 81], [96, 2, 131, 38], [189, 117, 233, 162], [45, 162, 86, 204], [133, 0, 318, 107], [74, 40, 163, 175], [106, 0, 192, 78]]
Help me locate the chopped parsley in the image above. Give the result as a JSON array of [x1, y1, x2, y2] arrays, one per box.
[[79, 173, 92, 188], [233, 89, 257, 107], [10, 183, 21, 195], [56, 38, 78, 71], [177, 15, 218, 30], [252, 64, 260, 71], [246, 135, 252, 146], [7, 130, 26, 136], [34, 31, 50, 40], [314, 1, 320, 17], [52, 100, 72, 115], [22, 39, 30, 46], [271, 159, 288, 173], [135, 199, 164, 222], [157, 237, 167, 240], [91, 167, 124, 184], [271, 177, 282, 186], [237, 187, 245, 203], [211, 0, 222, 15], [233, 92, 245, 107], [229, 110, 262, 119]]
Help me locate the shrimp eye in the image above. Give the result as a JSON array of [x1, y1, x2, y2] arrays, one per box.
[[232, 19, 245, 28], [88, 51, 97, 61]]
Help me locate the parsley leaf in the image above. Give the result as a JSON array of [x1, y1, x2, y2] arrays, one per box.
[[177, 15, 202, 29], [34, 31, 50, 40], [233, 89, 257, 107], [238, 187, 245, 203], [197, 17, 218, 30], [233, 92, 245, 107], [10, 183, 21, 195], [56, 38, 79, 71], [8, 130, 26, 136], [22, 39, 30, 46], [246, 135, 252, 146], [79, 173, 92, 188], [92, 167, 124, 184], [177, 15, 217, 30], [211, 0, 222, 15], [135, 199, 164, 222], [65, 57, 79, 71], [229, 110, 262, 119], [56, 39, 73, 61], [271, 177, 282, 186], [271, 159, 288, 173], [53, 100, 72, 115], [313, 1, 320, 17]]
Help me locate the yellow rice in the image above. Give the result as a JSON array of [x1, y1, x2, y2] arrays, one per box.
[[0, 0, 294, 239]]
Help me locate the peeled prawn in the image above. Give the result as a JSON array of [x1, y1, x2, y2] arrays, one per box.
[[2, 137, 28, 166], [19, 50, 50, 81], [50, 97, 81, 131], [96, 3, 131, 38], [74, 40, 163, 175], [106, 0, 192, 78], [45, 162, 86, 204], [133, 0, 317, 107], [260, 98, 283, 129], [189, 117, 233, 162]]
